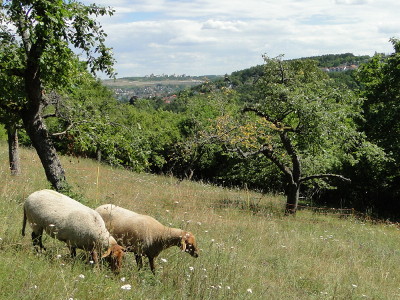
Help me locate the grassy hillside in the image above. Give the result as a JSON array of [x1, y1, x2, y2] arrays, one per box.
[[1, 142, 399, 299]]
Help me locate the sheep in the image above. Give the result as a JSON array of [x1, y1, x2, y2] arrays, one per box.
[[22, 189, 125, 273], [95, 204, 198, 274]]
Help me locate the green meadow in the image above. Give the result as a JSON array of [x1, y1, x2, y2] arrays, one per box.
[[1, 142, 399, 300]]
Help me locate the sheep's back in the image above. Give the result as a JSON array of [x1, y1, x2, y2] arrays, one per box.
[[25, 190, 110, 250], [96, 204, 166, 250]]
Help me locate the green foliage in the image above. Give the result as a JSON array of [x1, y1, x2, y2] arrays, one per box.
[[227, 56, 367, 179], [335, 37, 400, 216]]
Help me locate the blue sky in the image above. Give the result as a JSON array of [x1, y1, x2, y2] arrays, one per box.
[[83, 0, 400, 78]]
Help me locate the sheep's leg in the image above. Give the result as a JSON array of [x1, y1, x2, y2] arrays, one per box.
[[31, 230, 46, 252], [69, 246, 77, 258], [148, 257, 156, 274], [135, 254, 143, 270], [91, 250, 99, 264]]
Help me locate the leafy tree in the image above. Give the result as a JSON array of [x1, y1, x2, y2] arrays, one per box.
[[214, 56, 371, 214], [0, 73, 24, 175], [0, 0, 115, 190], [353, 38, 400, 216]]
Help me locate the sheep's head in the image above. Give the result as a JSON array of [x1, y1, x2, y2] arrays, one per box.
[[102, 244, 125, 273], [180, 232, 199, 258]]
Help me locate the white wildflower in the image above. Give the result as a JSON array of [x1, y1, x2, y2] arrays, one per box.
[[211, 239, 215, 243], [247, 288, 253, 293], [160, 258, 168, 263], [121, 284, 132, 290], [120, 277, 126, 282], [89, 260, 94, 264], [352, 284, 358, 288], [226, 286, 231, 290], [78, 274, 85, 279], [189, 266, 194, 271], [56, 254, 62, 259]]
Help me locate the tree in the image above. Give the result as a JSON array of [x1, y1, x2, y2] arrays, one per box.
[[0, 67, 24, 175], [215, 56, 367, 214], [353, 38, 400, 216], [0, 0, 115, 190]]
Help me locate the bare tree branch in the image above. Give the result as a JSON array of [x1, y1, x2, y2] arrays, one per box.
[[242, 106, 295, 132], [300, 174, 351, 183]]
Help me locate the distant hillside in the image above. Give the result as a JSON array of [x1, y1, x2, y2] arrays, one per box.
[[102, 75, 222, 102], [221, 53, 371, 91], [103, 54, 371, 100]]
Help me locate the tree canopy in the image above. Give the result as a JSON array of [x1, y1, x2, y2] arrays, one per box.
[[0, 0, 115, 190]]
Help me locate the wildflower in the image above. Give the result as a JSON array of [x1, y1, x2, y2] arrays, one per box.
[[197, 222, 202, 226], [89, 260, 94, 264], [174, 201, 179, 204], [166, 210, 170, 213], [247, 288, 253, 293], [352, 284, 358, 288], [56, 254, 62, 259], [189, 266, 194, 271], [121, 277, 126, 282], [226, 286, 231, 290], [121, 284, 132, 290], [160, 258, 168, 263], [211, 239, 215, 243], [49, 224, 55, 227], [78, 274, 85, 279]]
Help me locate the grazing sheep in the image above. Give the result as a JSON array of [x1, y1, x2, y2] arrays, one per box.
[[95, 204, 198, 274], [22, 189, 125, 273]]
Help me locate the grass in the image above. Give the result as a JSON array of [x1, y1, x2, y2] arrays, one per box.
[[1, 141, 400, 299]]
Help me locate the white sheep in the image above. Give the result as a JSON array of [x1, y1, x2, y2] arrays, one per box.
[[22, 189, 125, 273], [95, 204, 198, 274]]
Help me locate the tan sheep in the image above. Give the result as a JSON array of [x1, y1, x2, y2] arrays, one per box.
[[22, 189, 125, 273], [95, 204, 198, 274]]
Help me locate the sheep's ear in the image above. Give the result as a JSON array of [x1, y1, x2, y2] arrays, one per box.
[[180, 239, 187, 252]]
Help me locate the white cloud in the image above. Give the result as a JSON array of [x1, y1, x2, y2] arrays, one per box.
[[82, 0, 400, 77]]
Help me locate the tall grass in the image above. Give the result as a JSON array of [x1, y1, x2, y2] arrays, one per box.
[[1, 142, 399, 299]]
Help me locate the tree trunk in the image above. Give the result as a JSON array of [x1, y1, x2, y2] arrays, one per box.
[[20, 72, 67, 192], [7, 125, 21, 176], [21, 109, 66, 191], [285, 182, 300, 215], [19, 51, 68, 191]]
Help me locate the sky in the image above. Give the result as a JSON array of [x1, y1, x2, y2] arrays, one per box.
[[82, 0, 400, 78]]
